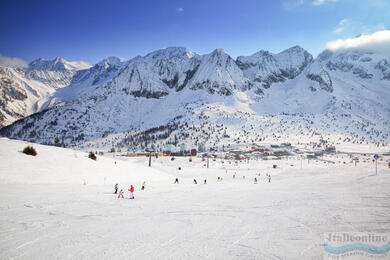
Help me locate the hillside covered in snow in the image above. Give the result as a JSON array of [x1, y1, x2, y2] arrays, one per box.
[[0, 44, 389, 151], [0, 57, 91, 127], [0, 137, 389, 259]]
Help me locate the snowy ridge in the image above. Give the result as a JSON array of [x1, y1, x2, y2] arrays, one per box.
[[0, 66, 66, 127], [51, 56, 126, 103], [0, 57, 91, 127], [25, 57, 91, 89], [143, 46, 196, 60], [0, 46, 389, 150], [111, 47, 199, 98], [236, 46, 313, 88], [188, 48, 252, 95], [28, 57, 90, 72]]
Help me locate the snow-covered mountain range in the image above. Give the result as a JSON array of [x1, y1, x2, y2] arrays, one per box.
[[0, 45, 389, 150], [0, 57, 90, 127]]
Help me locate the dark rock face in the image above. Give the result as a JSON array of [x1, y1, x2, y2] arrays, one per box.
[[0, 67, 29, 127], [130, 90, 169, 99], [189, 80, 233, 96], [237, 46, 314, 89], [25, 70, 74, 87], [352, 67, 373, 79], [375, 59, 390, 80], [306, 72, 333, 92], [323, 50, 376, 79]]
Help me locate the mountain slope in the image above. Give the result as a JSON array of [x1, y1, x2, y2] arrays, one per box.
[[188, 48, 252, 95], [236, 46, 313, 89], [26, 57, 91, 88], [0, 46, 389, 149], [49, 56, 126, 104], [0, 58, 90, 127]]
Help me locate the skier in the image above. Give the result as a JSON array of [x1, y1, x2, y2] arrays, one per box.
[[233, 174, 236, 179], [254, 177, 258, 184], [141, 181, 146, 190], [129, 185, 135, 199], [193, 179, 197, 184], [114, 183, 118, 194], [268, 174, 271, 183], [174, 178, 179, 184], [204, 179, 207, 184], [118, 189, 124, 198], [217, 177, 221, 182]]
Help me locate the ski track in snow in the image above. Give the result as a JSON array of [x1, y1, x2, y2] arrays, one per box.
[[0, 138, 390, 259]]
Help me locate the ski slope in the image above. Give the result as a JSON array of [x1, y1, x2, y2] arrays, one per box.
[[0, 138, 389, 259]]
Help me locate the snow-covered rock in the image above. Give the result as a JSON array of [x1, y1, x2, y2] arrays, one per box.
[[1, 46, 389, 148], [0, 57, 91, 127], [26, 57, 91, 88], [236, 46, 313, 88], [113, 47, 199, 98], [188, 48, 251, 95], [51, 56, 126, 103]]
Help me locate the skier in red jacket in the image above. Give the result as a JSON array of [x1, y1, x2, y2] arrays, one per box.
[[129, 185, 135, 199], [117, 189, 124, 198]]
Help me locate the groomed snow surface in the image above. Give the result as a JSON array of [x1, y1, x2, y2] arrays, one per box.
[[1, 138, 389, 259]]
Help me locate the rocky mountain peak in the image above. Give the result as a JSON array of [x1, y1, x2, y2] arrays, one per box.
[[28, 57, 90, 72], [144, 47, 196, 61]]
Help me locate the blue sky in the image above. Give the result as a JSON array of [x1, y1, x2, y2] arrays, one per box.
[[0, 0, 389, 65]]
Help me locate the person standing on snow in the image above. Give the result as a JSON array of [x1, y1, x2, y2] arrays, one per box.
[[204, 179, 207, 184], [254, 177, 258, 184], [118, 189, 124, 198], [129, 185, 135, 199], [141, 181, 146, 190], [193, 179, 197, 184], [268, 174, 271, 183], [174, 178, 179, 184], [114, 183, 118, 194]]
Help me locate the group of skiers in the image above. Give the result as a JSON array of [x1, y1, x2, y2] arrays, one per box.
[[115, 181, 146, 199], [114, 172, 271, 199], [174, 172, 272, 185]]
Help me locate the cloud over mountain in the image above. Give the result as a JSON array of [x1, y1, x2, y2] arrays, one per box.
[[326, 30, 390, 54], [0, 54, 28, 68]]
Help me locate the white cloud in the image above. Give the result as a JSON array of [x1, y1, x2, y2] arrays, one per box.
[[0, 54, 28, 68], [332, 18, 387, 37], [333, 18, 349, 34], [312, 0, 338, 6], [176, 7, 184, 13], [326, 30, 390, 53], [284, 0, 338, 9], [283, 0, 305, 10]]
